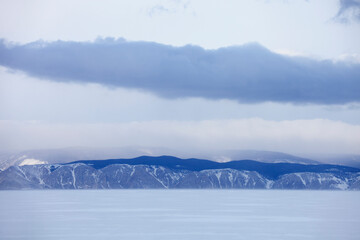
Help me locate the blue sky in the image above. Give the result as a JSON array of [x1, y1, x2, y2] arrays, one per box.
[[0, 0, 360, 156]]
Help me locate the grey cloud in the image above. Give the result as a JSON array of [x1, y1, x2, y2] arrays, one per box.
[[334, 0, 360, 23], [0, 38, 359, 104]]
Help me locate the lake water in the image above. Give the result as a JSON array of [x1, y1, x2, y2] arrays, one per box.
[[0, 190, 359, 240]]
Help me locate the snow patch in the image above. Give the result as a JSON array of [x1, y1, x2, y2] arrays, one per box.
[[19, 159, 47, 166], [214, 156, 232, 162], [266, 180, 274, 189], [335, 181, 349, 190]]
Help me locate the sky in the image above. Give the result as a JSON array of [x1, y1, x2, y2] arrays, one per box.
[[0, 0, 360, 156]]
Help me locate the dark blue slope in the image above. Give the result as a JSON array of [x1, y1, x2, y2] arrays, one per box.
[[223, 160, 359, 179], [69, 156, 220, 171], [67, 155, 360, 180]]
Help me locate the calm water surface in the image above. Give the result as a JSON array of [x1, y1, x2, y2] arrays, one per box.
[[0, 190, 359, 240]]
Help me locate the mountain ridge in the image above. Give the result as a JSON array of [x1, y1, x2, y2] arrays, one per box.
[[68, 156, 359, 180]]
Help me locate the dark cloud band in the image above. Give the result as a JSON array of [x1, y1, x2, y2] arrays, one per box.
[[0, 38, 359, 104]]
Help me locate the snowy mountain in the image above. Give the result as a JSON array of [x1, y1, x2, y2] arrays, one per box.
[[310, 154, 360, 169], [0, 147, 168, 170], [0, 147, 320, 171], [0, 156, 359, 190], [210, 150, 320, 164]]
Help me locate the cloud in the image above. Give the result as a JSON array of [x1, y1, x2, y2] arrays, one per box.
[[334, 0, 360, 23], [148, 5, 173, 16], [1, 119, 360, 155], [147, 0, 191, 17], [0, 38, 359, 104]]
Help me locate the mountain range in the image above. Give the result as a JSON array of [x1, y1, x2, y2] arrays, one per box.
[[4, 147, 358, 171], [1, 155, 359, 190]]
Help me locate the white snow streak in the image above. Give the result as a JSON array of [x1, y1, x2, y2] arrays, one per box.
[[71, 167, 77, 189], [295, 173, 307, 186]]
